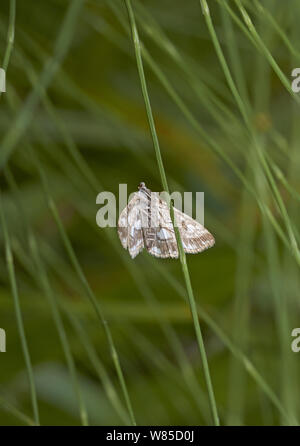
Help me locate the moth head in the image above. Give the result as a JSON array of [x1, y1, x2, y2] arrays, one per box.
[[138, 182, 146, 190]]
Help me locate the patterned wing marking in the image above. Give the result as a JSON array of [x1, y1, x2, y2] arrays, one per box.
[[117, 193, 145, 258], [144, 196, 214, 257], [174, 207, 215, 253]]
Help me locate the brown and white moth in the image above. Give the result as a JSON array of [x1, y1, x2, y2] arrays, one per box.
[[118, 182, 215, 259]]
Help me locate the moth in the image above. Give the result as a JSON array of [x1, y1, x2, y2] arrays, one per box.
[[118, 182, 215, 259]]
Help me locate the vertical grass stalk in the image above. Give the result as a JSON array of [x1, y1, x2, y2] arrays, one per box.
[[124, 0, 219, 426]]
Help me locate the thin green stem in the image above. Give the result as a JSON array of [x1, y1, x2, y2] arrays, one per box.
[[124, 0, 219, 426], [12, 46, 208, 414]]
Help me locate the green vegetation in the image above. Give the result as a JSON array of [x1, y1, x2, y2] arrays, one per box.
[[0, 0, 300, 425]]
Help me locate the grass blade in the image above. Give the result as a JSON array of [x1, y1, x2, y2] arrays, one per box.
[[124, 0, 220, 426]]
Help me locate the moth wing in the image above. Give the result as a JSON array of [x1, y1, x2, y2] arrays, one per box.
[[117, 193, 144, 258]]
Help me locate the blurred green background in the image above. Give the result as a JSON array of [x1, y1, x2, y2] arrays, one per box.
[[1, 0, 300, 426]]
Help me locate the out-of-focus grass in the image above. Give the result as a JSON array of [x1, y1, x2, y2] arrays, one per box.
[[0, 0, 300, 425]]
